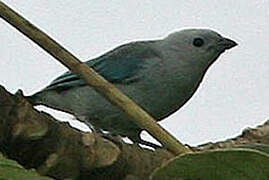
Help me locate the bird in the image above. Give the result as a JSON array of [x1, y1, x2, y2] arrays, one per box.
[[27, 29, 237, 148]]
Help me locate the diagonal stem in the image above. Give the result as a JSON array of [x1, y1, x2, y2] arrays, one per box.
[[0, 1, 191, 155]]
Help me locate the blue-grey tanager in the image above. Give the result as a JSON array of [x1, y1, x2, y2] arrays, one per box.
[[28, 29, 237, 148]]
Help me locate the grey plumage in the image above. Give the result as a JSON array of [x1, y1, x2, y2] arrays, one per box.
[[29, 29, 237, 147]]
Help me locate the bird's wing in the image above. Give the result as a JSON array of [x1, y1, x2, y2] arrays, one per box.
[[44, 41, 161, 91]]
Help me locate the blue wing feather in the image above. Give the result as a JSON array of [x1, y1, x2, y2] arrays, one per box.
[[44, 41, 160, 91]]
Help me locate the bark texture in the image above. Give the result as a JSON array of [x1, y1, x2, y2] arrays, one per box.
[[0, 85, 268, 179], [0, 85, 173, 180]]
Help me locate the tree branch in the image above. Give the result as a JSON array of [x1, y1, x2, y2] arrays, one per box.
[[197, 120, 269, 151], [0, 86, 268, 179], [0, 85, 174, 180]]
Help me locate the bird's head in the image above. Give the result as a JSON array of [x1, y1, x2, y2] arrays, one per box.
[[163, 29, 237, 67]]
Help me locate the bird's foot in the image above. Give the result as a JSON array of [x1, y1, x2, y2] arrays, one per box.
[[128, 136, 163, 149], [135, 140, 162, 149], [99, 132, 125, 146]]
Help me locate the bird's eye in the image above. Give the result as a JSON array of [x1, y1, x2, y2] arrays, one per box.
[[193, 38, 204, 47]]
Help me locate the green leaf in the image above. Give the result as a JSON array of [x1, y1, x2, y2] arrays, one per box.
[[0, 153, 53, 180], [151, 149, 269, 180], [236, 144, 269, 154]]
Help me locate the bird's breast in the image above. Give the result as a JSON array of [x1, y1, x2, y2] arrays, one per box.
[[118, 65, 205, 121]]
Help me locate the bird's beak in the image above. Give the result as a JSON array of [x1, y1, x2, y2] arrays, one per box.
[[218, 37, 238, 50]]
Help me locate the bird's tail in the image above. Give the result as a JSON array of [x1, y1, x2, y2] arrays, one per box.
[[24, 92, 44, 106]]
